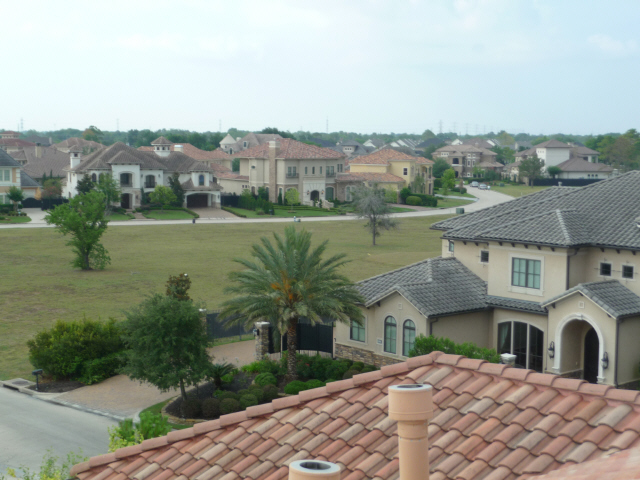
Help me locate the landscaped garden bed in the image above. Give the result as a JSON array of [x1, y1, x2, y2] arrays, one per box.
[[133, 205, 199, 220]]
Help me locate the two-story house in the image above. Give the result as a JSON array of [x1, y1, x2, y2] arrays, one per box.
[[63, 142, 222, 209], [335, 172, 640, 387], [218, 139, 346, 204], [433, 144, 502, 178], [0, 149, 40, 204], [138, 137, 233, 170], [219, 132, 283, 156]]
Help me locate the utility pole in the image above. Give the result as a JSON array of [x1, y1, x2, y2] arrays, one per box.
[[20, 118, 24, 132], [326, 117, 329, 134], [219, 119, 222, 132], [438, 120, 443, 135], [465, 123, 468, 135], [116, 119, 120, 131]]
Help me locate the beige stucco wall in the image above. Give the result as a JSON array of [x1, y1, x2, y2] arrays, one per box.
[[218, 179, 245, 195], [388, 161, 414, 186], [547, 294, 617, 385], [580, 248, 640, 296], [350, 164, 388, 174], [444, 239, 490, 281], [617, 316, 640, 385], [430, 311, 492, 348]]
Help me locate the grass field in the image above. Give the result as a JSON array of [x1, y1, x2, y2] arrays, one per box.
[[490, 184, 550, 197], [106, 213, 133, 221], [0, 215, 451, 380], [434, 189, 477, 199], [0, 215, 31, 224], [434, 197, 475, 209], [225, 207, 339, 218], [143, 210, 195, 220]]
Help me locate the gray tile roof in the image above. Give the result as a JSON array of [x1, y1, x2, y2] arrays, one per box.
[[0, 149, 22, 167], [486, 296, 547, 315], [542, 280, 640, 319], [14, 146, 73, 178], [20, 171, 40, 187], [357, 257, 488, 318], [432, 171, 640, 250], [557, 157, 612, 173]]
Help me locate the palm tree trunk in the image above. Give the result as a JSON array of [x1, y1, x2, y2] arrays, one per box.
[[179, 377, 187, 402], [285, 319, 298, 382]]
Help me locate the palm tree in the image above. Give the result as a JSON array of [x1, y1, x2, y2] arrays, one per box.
[[219, 226, 364, 381]]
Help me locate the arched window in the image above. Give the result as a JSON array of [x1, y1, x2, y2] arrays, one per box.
[[497, 321, 544, 372], [403, 320, 416, 356], [145, 175, 155, 188], [199, 174, 205, 186], [91, 173, 96, 182], [384, 316, 397, 354]]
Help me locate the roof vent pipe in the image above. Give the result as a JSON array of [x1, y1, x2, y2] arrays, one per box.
[[500, 353, 516, 366], [289, 460, 341, 480], [388, 384, 433, 480]]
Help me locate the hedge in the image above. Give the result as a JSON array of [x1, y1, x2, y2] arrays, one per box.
[[408, 335, 500, 363], [406, 196, 422, 206]]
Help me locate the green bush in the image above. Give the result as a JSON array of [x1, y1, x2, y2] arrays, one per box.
[[361, 365, 376, 373], [239, 394, 259, 410], [284, 380, 308, 395], [202, 398, 221, 419], [242, 357, 280, 375], [406, 196, 422, 206], [352, 362, 364, 371], [108, 412, 170, 452], [216, 391, 239, 401], [342, 369, 360, 380], [409, 334, 500, 363], [263, 384, 280, 402], [434, 178, 442, 189], [305, 379, 325, 389], [78, 352, 122, 385], [255, 372, 277, 387], [399, 187, 412, 203], [182, 397, 202, 418], [220, 398, 241, 415], [27, 318, 123, 381], [249, 387, 264, 402], [384, 189, 397, 203]]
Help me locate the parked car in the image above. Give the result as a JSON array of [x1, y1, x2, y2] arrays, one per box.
[[479, 183, 488, 190], [470, 181, 479, 187]]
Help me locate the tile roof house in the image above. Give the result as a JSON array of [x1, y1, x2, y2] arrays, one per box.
[[331, 141, 373, 158], [220, 139, 346, 204], [139, 139, 232, 170], [9, 145, 70, 180], [221, 133, 284, 156], [0, 149, 39, 204], [52, 137, 104, 154], [335, 172, 640, 389], [433, 145, 501, 179], [63, 142, 222, 209], [70, 351, 640, 480]]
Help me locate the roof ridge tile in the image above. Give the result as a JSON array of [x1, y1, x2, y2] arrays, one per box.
[[434, 354, 465, 366]]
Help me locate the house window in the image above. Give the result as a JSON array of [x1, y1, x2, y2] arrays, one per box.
[[145, 175, 155, 188], [498, 321, 544, 372], [350, 320, 365, 342], [326, 186, 334, 200], [448, 241, 454, 253], [346, 186, 355, 201], [403, 168, 408, 175], [337, 164, 343, 173], [600, 263, 612, 276], [120, 173, 132, 187], [480, 251, 489, 263], [452, 158, 460, 165], [199, 175, 205, 186], [305, 167, 308, 175], [229, 148, 233, 154], [0, 169, 10, 182], [384, 316, 397, 354], [312, 167, 315, 174], [243, 141, 247, 148], [320, 166, 322, 174], [622, 265, 634, 279], [403, 320, 416, 356], [512, 258, 541, 289], [91, 173, 97, 182]]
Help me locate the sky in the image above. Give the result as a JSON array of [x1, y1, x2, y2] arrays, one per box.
[[1, 0, 638, 136]]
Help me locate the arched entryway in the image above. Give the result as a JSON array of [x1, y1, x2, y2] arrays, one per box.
[[310, 190, 320, 202], [584, 327, 599, 384], [121, 193, 131, 209]]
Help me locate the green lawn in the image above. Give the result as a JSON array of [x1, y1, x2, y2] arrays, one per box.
[[490, 184, 551, 198], [434, 197, 475, 209], [434, 189, 477, 199], [225, 207, 339, 218], [106, 213, 133, 221], [389, 207, 415, 213], [143, 210, 195, 220], [0, 215, 451, 379], [0, 215, 31, 224]]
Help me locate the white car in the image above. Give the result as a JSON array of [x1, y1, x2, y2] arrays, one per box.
[[479, 183, 488, 190], [470, 181, 479, 187]]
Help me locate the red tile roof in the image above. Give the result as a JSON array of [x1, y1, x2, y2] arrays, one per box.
[[0, 138, 36, 147], [349, 149, 423, 166], [139, 144, 231, 161], [233, 139, 344, 160], [70, 352, 640, 480]]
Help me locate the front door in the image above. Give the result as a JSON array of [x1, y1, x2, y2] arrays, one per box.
[[310, 190, 320, 202], [121, 193, 130, 209], [584, 327, 599, 383]]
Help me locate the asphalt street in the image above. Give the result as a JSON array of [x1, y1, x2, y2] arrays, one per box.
[[0, 386, 115, 474]]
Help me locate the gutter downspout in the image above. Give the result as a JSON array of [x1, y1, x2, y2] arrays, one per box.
[[615, 319, 621, 387], [389, 384, 433, 480], [566, 248, 580, 290]]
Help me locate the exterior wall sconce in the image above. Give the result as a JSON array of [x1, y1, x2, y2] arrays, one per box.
[[601, 352, 609, 370], [547, 341, 555, 358], [306, 190, 310, 195]]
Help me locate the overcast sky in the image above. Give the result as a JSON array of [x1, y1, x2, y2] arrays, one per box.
[[1, 0, 638, 136]]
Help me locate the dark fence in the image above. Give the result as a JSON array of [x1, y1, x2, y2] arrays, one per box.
[[205, 311, 246, 340], [21, 197, 69, 210], [276, 318, 334, 356], [220, 194, 240, 207], [532, 178, 603, 187]]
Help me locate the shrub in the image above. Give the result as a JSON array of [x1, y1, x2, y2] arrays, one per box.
[[434, 178, 442, 189], [342, 369, 360, 380], [202, 398, 221, 419], [384, 189, 397, 203], [238, 389, 251, 397], [216, 391, 239, 401], [361, 365, 376, 373], [284, 380, 308, 395], [305, 379, 325, 389], [239, 394, 259, 410], [255, 372, 277, 387], [409, 335, 500, 363], [406, 196, 422, 206], [108, 412, 170, 452], [399, 187, 412, 203], [326, 360, 352, 380], [352, 362, 365, 371], [242, 357, 280, 375], [220, 398, 241, 415], [27, 318, 123, 381], [263, 384, 280, 402], [78, 352, 122, 385], [182, 397, 202, 418], [249, 387, 264, 402]]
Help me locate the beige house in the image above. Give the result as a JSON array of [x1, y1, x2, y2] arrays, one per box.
[[220, 132, 283, 156], [0, 149, 40, 204], [336, 172, 640, 387], [433, 144, 501, 178], [0, 130, 36, 153], [138, 137, 233, 170]]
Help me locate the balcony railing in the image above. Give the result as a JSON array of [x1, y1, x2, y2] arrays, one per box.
[[144, 182, 156, 189], [326, 171, 336, 177], [286, 173, 299, 178]]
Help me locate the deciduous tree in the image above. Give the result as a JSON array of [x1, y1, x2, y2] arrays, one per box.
[[149, 185, 177, 212], [7, 186, 24, 211], [76, 174, 95, 195], [547, 166, 562, 178], [352, 184, 398, 246], [518, 154, 545, 186], [95, 174, 121, 214], [168, 172, 185, 207], [441, 169, 456, 195], [432, 158, 451, 178], [285, 188, 300, 208]]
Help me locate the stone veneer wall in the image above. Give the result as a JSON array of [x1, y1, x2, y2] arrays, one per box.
[[335, 343, 403, 368], [254, 322, 270, 360]]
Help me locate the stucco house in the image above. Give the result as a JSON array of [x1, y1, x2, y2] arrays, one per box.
[[138, 137, 233, 170], [220, 133, 283, 156], [9, 144, 70, 181], [63, 141, 222, 209], [0, 149, 40, 204], [0, 130, 36, 153], [218, 139, 346, 204], [52, 137, 104, 154], [433, 144, 502, 178], [336, 172, 640, 387]]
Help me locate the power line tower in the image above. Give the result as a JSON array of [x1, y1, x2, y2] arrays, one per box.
[[20, 118, 24, 132], [116, 119, 120, 131], [465, 123, 469, 135], [438, 120, 443, 134], [452, 122, 457, 135], [326, 117, 329, 134], [219, 119, 222, 132]]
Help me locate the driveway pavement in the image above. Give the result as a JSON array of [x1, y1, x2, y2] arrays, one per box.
[[4, 190, 512, 229]]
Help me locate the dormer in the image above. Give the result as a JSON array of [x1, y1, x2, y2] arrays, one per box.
[[70, 145, 82, 169], [151, 136, 172, 157]]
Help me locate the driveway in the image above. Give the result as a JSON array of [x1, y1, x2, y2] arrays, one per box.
[[0, 386, 115, 473]]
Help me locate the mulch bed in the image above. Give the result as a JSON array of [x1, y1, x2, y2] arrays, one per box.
[[27, 380, 85, 393]]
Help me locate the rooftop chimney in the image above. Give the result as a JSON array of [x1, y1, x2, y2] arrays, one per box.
[[35, 143, 42, 158], [174, 145, 184, 153], [388, 384, 433, 480], [289, 460, 340, 480]]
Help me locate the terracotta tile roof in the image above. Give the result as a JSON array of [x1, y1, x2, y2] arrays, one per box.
[[139, 145, 231, 161], [217, 171, 249, 181], [71, 352, 640, 480], [416, 158, 434, 165], [233, 139, 344, 160], [349, 149, 423, 166], [151, 136, 172, 145], [0, 138, 36, 147], [52, 137, 104, 151], [335, 172, 405, 183]]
